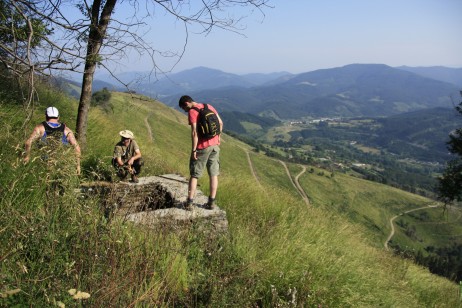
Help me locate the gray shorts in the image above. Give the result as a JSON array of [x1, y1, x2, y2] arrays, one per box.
[[190, 145, 220, 178]]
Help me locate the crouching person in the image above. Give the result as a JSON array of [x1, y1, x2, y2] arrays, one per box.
[[112, 130, 143, 183]]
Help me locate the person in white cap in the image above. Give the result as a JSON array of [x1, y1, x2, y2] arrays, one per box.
[[112, 129, 143, 183], [24, 106, 81, 174]]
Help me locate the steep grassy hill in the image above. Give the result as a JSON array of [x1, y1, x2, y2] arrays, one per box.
[[1, 86, 460, 306]]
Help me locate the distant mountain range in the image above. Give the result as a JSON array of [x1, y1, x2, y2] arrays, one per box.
[[158, 64, 460, 119], [94, 66, 292, 98], [84, 64, 462, 119], [397, 66, 462, 87]]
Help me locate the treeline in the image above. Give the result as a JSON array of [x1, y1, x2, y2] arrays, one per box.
[[273, 135, 441, 197], [394, 243, 462, 282], [295, 115, 454, 164]]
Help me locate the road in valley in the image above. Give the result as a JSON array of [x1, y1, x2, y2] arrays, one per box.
[[384, 204, 439, 250]]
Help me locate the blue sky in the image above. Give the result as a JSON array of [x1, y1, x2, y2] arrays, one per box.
[[113, 0, 462, 75]]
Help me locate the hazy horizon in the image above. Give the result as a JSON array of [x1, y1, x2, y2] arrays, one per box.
[[91, 63, 462, 81], [101, 0, 462, 76]]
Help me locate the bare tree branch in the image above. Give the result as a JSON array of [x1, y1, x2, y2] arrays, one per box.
[[0, 0, 271, 147]]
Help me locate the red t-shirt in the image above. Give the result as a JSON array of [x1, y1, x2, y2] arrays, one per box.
[[188, 103, 221, 149]]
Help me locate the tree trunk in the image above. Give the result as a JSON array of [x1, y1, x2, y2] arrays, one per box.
[[75, 0, 117, 150]]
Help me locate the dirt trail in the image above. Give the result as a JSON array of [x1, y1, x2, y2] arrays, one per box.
[[240, 148, 310, 205], [144, 116, 154, 142], [384, 204, 439, 251], [246, 150, 262, 187], [279, 160, 310, 206], [238, 147, 263, 188], [294, 165, 310, 206]]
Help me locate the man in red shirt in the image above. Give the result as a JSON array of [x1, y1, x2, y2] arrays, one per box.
[[179, 95, 223, 210]]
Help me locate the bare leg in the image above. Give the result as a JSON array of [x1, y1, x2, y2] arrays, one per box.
[[209, 175, 218, 199], [188, 177, 198, 200]]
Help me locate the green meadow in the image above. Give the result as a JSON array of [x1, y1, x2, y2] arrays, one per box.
[[1, 84, 460, 306]]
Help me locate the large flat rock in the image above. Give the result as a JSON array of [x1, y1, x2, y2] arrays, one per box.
[[80, 174, 228, 233]]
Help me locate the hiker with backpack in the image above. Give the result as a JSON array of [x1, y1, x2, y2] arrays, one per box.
[[178, 95, 223, 210], [24, 106, 81, 175], [112, 129, 143, 183]]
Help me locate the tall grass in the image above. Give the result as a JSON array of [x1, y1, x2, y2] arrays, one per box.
[[296, 164, 435, 245], [233, 153, 459, 306], [1, 89, 460, 306]]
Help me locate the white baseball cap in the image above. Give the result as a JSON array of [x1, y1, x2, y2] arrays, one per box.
[[45, 106, 59, 118]]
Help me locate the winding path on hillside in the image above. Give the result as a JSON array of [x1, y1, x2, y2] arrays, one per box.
[[238, 147, 263, 188], [144, 116, 154, 142], [240, 147, 310, 206], [278, 160, 310, 206], [246, 150, 263, 188], [384, 204, 439, 251], [294, 165, 311, 206]]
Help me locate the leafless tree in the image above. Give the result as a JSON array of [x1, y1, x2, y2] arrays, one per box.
[[0, 0, 53, 123], [1, 0, 271, 148]]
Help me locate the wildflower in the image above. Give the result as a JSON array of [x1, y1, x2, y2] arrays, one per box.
[[68, 289, 91, 299], [73, 291, 91, 300], [56, 301, 65, 307], [67, 289, 77, 295]]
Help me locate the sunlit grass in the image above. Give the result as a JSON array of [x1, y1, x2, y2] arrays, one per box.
[[296, 165, 434, 244], [248, 152, 300, 198], [0, 87, 459, 307]]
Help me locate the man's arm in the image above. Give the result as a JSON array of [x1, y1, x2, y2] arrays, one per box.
[[128, 149, 142, 165], [65, 128, 81, 175], [216, 113, 223, 142], [190, 122, 199, 160], [113, 145, 125, 166], [24, 125, 43, 163], [217, 113, 223, 131]]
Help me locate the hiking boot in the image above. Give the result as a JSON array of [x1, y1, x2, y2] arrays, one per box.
[[131, 174, 139, 183], [205, 197, 217, 210], [204, 202, 218, 210], [184, 202, 193, 211], [119, 175, 129, 182]]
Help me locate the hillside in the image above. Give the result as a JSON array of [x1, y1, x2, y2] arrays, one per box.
[[94, 67, 292, 98], [84, 64, 461, 121], [397, 66, 462, 87], [1, 86, 460, 306], [374, 107, 460, 161]]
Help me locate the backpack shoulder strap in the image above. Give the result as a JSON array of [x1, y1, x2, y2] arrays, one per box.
[[42, 121, 64, 132]]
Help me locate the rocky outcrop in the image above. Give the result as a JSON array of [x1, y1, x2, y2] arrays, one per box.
[[80, 174, 228, 233]]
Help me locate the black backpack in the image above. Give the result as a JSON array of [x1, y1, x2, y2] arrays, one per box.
[[41, 121, 68, 145], [192, 104, 220, 139]]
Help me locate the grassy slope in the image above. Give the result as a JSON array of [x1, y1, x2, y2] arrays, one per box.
[[1, 90, 459, 306], [294, 164, 462, 250], [98, 91, 455, 303]]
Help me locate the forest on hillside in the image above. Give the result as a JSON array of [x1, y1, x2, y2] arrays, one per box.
[[223, 107, 459, 198]]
